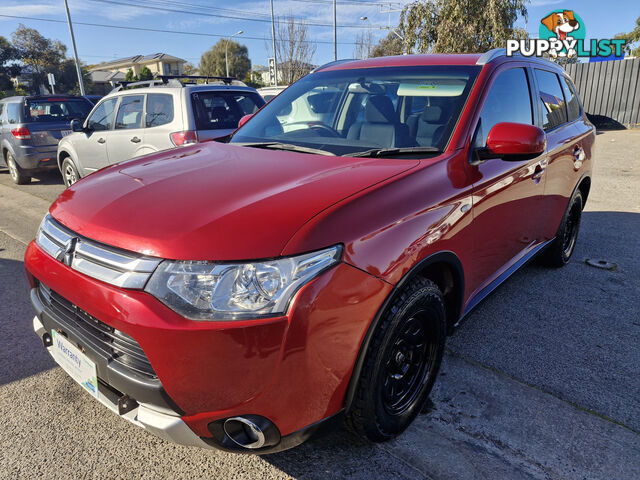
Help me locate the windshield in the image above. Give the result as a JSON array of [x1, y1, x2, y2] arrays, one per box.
[[230, 65, 480, 156], [24, 98, 93, 123]]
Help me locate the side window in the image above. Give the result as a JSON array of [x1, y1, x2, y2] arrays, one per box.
[[87, 98, 118, 131], [115, 95, 144, 130], [7, 103, 21, 124], [0, 103, 4, 122], [561, 77, 581, 122], [475, 67, 533, 147], [534, 69, 568, 130], [146, 94, 174, 127]]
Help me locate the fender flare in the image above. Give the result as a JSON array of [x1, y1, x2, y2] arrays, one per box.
[[343, 250, 465, 412]]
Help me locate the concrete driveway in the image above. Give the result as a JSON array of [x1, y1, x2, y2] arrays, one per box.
[[1, 130, 638, 479]]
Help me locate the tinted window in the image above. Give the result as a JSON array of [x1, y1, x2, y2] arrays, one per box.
[[146, 94, 174, 127], [192, 92, 265, 130], [534, 69, 568, 130], [115, 95, 144, 130], [7, 103, 21, 124], [25, 98, 92, 123], [561, 77, 581, 122], [88, 98, 118, 131], [0, 103, 4, 119], [476, 68, 533, 146]]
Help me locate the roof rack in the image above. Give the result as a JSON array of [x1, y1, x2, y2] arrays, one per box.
[[110, 75, 247, 94], [476, 47, 556, 66], [311, 59, 356, 73]]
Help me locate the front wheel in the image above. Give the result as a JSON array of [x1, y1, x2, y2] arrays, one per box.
[[6, 152, 31, 185], [544, 190, 583, 267], [347, 277, 446, 442], [61, 157, 80, 187]]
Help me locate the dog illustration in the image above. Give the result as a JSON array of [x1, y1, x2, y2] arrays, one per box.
[[541, 10, 580, 57]]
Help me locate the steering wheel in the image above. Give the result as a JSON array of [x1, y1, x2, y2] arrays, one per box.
[[286, 122, 341, 138]]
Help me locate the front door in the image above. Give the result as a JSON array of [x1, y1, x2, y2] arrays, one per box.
[[74, 97, 118, 174], [468, 65, 548, 296], [107, 94, 146, 165]]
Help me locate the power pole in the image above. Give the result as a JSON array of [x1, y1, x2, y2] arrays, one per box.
[[64, 0, 85, 95], [270, 0, 278, 86], [333, 0, 337, 60]]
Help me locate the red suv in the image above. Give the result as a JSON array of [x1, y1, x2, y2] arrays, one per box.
[[25, 49, 594, 453]]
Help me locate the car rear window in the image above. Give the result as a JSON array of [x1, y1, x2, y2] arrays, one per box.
[[24, 98, 92, 123], [191, 91, 265, 130]]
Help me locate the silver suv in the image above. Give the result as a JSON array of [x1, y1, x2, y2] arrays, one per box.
[[1, 95, 93, 184], [57, 77, 265, 186]]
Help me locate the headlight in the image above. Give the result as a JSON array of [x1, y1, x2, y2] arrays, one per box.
[[145, 245, 342, 320]]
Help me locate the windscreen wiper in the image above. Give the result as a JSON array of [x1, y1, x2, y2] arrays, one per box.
[[345, 146, 441, 158], [236, 142, 336, 156]]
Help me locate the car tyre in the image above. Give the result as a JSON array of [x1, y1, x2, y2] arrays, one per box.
[[544, 190, 583, 267], [6, 152, 31, 185], [61, 157, 80, 187], [347, 277, 446, 442]]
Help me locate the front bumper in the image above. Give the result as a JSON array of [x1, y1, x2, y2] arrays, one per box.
[[25, 240, 392, 451]]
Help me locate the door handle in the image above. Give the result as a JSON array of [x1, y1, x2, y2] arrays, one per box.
[[97, 137, 105, 144], [532, 164, 545, 182], [131, 136, 141, 143]]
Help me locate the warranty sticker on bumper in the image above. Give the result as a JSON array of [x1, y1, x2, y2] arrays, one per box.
[[51, 330, 99, 399]]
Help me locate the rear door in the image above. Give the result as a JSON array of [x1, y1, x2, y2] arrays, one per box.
[[142, 93, 177, 153], [468, 65, 548, 295], [107, 94, 146, 164]]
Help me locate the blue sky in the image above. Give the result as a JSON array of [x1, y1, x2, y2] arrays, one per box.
[[0, 0, 638, 69]]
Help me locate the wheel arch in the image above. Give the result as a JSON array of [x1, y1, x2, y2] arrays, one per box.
[[343, 250, 465, 413], [577, 175, 591, 208]]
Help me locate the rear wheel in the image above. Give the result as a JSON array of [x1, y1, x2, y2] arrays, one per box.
[[6, 152, 31, 185], [544, 191, 583, 267], [61, 157, 80, 187], [347, 277, 446, 442]]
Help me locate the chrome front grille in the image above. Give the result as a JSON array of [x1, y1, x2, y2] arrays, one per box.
[[39, 283, 157, 379], [36, 215, 161, 289]]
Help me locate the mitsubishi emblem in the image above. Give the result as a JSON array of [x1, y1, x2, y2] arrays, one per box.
[[59, 238, 78, 266]]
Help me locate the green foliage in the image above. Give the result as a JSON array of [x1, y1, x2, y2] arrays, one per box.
[[183, 63, 197, 76], [0, 35, 22, 91], [243, 70, 265, 89], [11, 24, 67, 85], [52, 59, 94, 95], [124, 68, 136, 82], [138, 66, 153, 81], [399, 0, 528, 54], [614, 16, 640, 57], [372, 32, 404, 57], [199, 39, 251, 79]]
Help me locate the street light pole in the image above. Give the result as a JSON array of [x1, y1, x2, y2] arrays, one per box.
[[333, 0, 337, 60], [63, 0, 85, 95], [270, 0, 278, 86], [225, 30, 243, 78]]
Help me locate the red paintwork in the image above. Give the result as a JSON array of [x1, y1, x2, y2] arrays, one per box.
[[486, 122, 546, 157], [24, 54, 594, 442]]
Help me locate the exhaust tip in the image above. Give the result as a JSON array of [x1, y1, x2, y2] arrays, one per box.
[[223, 417, 266, 449]]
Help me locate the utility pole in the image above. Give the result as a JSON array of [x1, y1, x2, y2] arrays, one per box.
[[333, 0, 337, 60], [64, 0, 85, 95], [270, 0, 278, 86], [225, 30, 243, 78]]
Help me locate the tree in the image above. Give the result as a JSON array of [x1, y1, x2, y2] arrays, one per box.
[[53, 59, 94, 95], [0, 35, 22, 92], [399, 0, 528, 54], [270, 15, 316, 84], [124, 68, 136, 82], [614, 16, 640, 57], [11, 24, 67, 90], [243, 70, 265, 89], [199, 39, 251, 79], [371, 32, 404, 57], [138, 66, 153, 81], [183, 62, 197, 76], [354, 30, 375, 59]]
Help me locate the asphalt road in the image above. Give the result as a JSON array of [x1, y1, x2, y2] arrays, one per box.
[[1, 130, 639, 479]]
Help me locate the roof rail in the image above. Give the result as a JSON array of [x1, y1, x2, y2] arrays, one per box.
[[157, 75, 247, 86], [110, 78, 180, 93], [311, 59, 357, 73], [476, 48, 510, 65]]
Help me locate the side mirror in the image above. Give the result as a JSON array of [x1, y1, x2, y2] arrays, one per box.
[[238, 114, 254, 129], [478, 122, 546, 161], [70, 118, 85, 133]]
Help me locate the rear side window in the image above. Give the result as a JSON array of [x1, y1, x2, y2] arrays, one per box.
[[192, 91, 265, 130], [475, 67, 533, 147], [146, 94, 174, 127], [115, 95, 144, 130], [24, 98, 92, 123], [88, 98, 118, 131], [7, 103, 22, 124], [560, 77, 581, 122], [534, 69, 568, 130]]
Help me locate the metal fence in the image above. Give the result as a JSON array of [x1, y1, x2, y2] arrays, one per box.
[[565, 58, 640, 128]]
